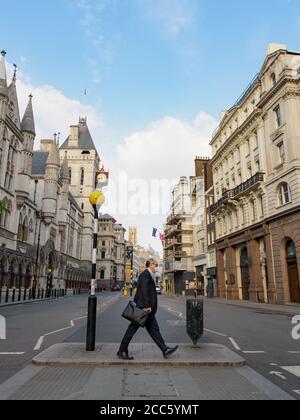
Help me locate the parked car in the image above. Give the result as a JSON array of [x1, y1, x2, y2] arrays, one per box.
[[111, 284, 121, 292], [156, 285, 162, 295]]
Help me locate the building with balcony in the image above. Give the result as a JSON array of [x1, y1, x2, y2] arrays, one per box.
[[210, 43, 300, 304], [164, 175, 199, 295], [97, 214, 126, 290]]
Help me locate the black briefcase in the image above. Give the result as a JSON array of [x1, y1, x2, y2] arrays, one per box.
[[122, 301, 149, 328]]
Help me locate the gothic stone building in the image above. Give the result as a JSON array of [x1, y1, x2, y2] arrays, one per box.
[[0, 51, 104, 290]]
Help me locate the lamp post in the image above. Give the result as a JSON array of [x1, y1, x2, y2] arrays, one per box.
[[86, 191, 105, 352]]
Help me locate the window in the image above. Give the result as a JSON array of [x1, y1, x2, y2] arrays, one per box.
[[102, 241, 106, 247], [278, 142, 285, 164], [241, 205, 246, 225], [100, 270, 105, 280], [101, 251, 106, 259], [251, 200, 257, 222], [80, 169, 85, 186], [271, 73, 277, 86], [254, 130, 259, 149], [246, 138, 251, 156], [274, 105, 282, 128], [255, 159, 261, 172], [278, 182, 292, 206], [69, 168, 72, 182], [259, 195, 264, 218]]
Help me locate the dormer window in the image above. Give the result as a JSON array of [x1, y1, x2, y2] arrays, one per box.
[[81, 151, 90, 155]]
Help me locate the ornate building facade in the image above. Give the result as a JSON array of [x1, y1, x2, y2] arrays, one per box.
[[0, 51, 121, 290], [210, 44, 300, 304], [97, 214, 126, 290]]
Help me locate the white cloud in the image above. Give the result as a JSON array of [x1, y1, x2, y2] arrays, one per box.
[[103, 112, 218, 252], [136, 0, 198, 37], [7, 63, 217, 254], [6, 63, 104, 148]]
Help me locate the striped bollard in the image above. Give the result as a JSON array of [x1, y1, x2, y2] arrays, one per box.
[[86, 192, 105, 352]]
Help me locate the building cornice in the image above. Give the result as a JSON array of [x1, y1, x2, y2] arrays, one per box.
[[211, 109, 261, 166], [257, 77, 300, 108]]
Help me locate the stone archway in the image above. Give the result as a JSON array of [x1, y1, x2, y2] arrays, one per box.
[[286, 240, 300, 303], [240, 247, 250, 301]]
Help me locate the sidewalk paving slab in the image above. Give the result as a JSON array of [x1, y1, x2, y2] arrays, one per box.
[[32, 342, 246, 368]]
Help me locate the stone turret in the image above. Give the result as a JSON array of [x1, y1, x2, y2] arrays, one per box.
[[0, 51, 8, 140], [58, 151, 70, 227], [16, 94, 36, 207], [42, 139, 60, 224]]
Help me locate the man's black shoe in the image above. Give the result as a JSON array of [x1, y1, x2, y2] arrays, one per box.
[[117, 351, 134, 361], [163, 346, 179, 359]]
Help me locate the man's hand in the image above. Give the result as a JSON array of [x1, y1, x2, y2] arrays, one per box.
[[144, 308, 152, 314]]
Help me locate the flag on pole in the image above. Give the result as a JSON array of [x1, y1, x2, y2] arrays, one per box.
[[152, 228, 158, 238]]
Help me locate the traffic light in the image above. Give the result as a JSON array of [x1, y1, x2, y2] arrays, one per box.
[[127, 246, 133, 260]]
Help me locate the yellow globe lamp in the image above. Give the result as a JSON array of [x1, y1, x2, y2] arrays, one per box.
[[89, 191, 105, 207]]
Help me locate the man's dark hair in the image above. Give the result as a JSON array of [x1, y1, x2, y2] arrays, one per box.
[[146, 261, 151, 268]]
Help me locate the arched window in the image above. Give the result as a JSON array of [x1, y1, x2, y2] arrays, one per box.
[[18, 215, 23, 240], [100, 270, 105, 280], [80, 169, 85, 186], [69, 168, 72, 183], [286, 240, 296, 258], [278, 182, 292, 206], [271, 72, 277, 86], [1, 199, 12, 229]]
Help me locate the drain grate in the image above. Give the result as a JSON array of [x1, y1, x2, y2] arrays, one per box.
[[122, 368, 179, 398]]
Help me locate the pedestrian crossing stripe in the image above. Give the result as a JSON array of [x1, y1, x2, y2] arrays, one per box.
[[281, 366, 300, 378]]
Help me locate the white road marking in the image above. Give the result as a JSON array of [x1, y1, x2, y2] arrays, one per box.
[[281, 366, 300, 378], [270, 363, 278, 366], [33, 295, 119, 351], [73, 316, 87, 321], [293, 390, 300, 396], [243, 351, 266, 354], [34, 336, 45, 351], [0, 352, 25, 355], [204, 329, 227, 338], [288, 351, 300, 354], [270, 371, 287, 380], [229, 337, 241, 351]]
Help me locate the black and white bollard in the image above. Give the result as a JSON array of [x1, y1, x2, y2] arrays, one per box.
[[86, 205, 99, 352]]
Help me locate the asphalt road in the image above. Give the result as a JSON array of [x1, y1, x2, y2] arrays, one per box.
[[0, 293, 299, 399], [0, 292, 118, 385]]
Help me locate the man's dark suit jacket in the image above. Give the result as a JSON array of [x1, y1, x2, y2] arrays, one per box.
[[134, 270, 158, 315]]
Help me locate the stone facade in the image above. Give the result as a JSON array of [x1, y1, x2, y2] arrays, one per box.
[[97, 214, 126, 290], [210, 43, 300, 303], [0, 52, 109, 291]]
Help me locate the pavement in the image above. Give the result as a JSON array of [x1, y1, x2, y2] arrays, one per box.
[[32, 342, 245, 367], [0, 292, 299, 400]]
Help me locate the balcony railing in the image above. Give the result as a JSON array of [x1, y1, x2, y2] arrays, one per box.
[[210, 172, 265, 214]]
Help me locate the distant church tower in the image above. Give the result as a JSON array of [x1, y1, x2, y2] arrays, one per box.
[[59, 118, 101, 263], [128, 227, 138, 247]]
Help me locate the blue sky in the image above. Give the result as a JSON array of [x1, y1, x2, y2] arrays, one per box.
[[2, 0, 300, 138], [1, 0, 300, 250]]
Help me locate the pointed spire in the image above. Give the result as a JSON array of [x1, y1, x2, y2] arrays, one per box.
[[46, 137, 60, 167], [21, 94, 35, 135], [12, 64, 17, 84], [0, 50, 8, 98], [60, 151, 69, 181]]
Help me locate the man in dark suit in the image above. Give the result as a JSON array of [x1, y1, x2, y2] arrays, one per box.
[[118, 259, 178, 360]]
